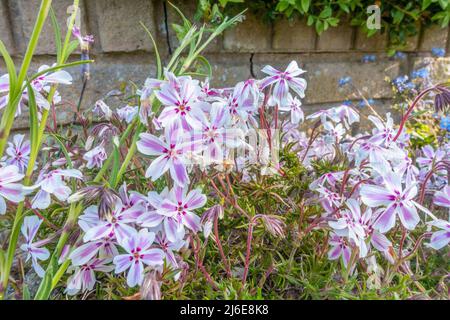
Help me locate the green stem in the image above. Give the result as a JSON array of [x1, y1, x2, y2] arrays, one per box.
[[113, 124, 143, 188], [0, 204, 26, 299]]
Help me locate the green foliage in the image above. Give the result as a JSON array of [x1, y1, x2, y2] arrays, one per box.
[[195, 0, 450, 52]]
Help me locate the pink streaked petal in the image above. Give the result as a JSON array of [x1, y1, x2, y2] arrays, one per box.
[[140, 248, 164, 266], [126, 260, 144, 287], [374, 204, 397, 233], [261, 65, 280, 76], [273, 79, 288, 106], [288, 77, 307, 98], [371, 232, 391, 252], [170, 157, 189, 186], [83, 222, 112, 242], [327, 245, 342, 260], [397, 203, 420, 230], [145, 155, 170, 181], [164, 218, 182, 242], [185, 189, 206, 210], [155, 87, 181, 106], [429, 230, 450, 250], [259, 75, 279, 90], [137, 133, 166, 156], [114, 223, 137, 245], [69, 241, 102, 266], [360, 184, 394, 207], [113, 254, 132, 273], [182, 211, 201, 232]]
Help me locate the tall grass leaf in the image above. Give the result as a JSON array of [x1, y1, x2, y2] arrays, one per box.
[[140, 22, 162, 79]]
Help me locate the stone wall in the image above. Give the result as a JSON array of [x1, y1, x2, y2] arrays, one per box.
[[1, 0, 449, 128]]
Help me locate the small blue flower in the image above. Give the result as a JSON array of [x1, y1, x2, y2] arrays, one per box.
[[394, 52, 407, 60], [358, 99, 374, 108], [431, 47, 445, 57], [343, 100, 352, 106], [440, 116, 450, 131], [338, 76, 352, 87], [362, 54, 376, 63], [393, 75, 415, 92], [411, 68, 429, 79]]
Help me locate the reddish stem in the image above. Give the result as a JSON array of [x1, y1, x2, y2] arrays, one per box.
[[242, 220, 254, 285], [393, 87, 435, 142], [213, 215, 232, 278]]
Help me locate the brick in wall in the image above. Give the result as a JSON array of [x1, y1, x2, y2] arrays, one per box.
[[420, 25, 448, 51], [253, 54, 399, 104], [0, 1, 15, 54], [224, 13, 271, 52], [272, 18, 315, 52], [316, 22, 353, 52], [10, 0, 88, 55], [355, 28, 388, 51], [95, 0, 155, 52]]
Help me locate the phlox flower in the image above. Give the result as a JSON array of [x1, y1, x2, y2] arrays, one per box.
[[83, 145, 107, 169], [427, 219, 450, 250], [215, 81, 258, 126], [113, 229, 164, 287], [368, 113, 402, 147], [323, 121, 345, 143], [83, 197, 137, 244], [155, 77, 208, 130], [260, 61, 307, 106], [136, 122, 200, 186], [66, 258, 113, 295], [279, 94, 304, 124], [5, 134, 31, 173], [137, 188, 169, 228], [70, 206, 119, 266], [154, 232, 185, 268], [433, 186, 450, 208], [198, 104, 244, 165], [93, 100, 112, 119], [0, 165, 27, 215], [31, 168, 83, 209], [19, 216, 50, 277], [327, 233, 352, 267], [329, 199, 367, 257], [416, 145, 446, 172], [117, 105, 138, 123], [160, 186, 206, 242], [360, 172, 421, 232]]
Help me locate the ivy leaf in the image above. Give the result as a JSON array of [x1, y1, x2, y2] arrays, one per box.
[[392, 10, 405, 24], [301, 0, 310, 13], [422, 0, 433, 10], [319, 7, 332, 19], [307, 15, 315, 26]]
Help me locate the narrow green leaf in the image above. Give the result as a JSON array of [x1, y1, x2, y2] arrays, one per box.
[[49, 7, 62, 60], [0, 39, 17, 95], [26, 83, 39, 155], [140, 21, 162, 79]]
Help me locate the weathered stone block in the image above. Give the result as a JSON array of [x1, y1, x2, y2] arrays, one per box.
[[316, 23, 353, 51], [413, 57, 450, 83], [224, 13, 271, 52], [95, 0, 155, 52], [272, 18, 315, 52], [355, 28, 388, 51], [11, 0, 88, 55], [11, 54, 157, 129], [0, 2, 15, 54], [420, 25, 448, 51], [253, 54, 399, 104], [208, 54, 252, 87]]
